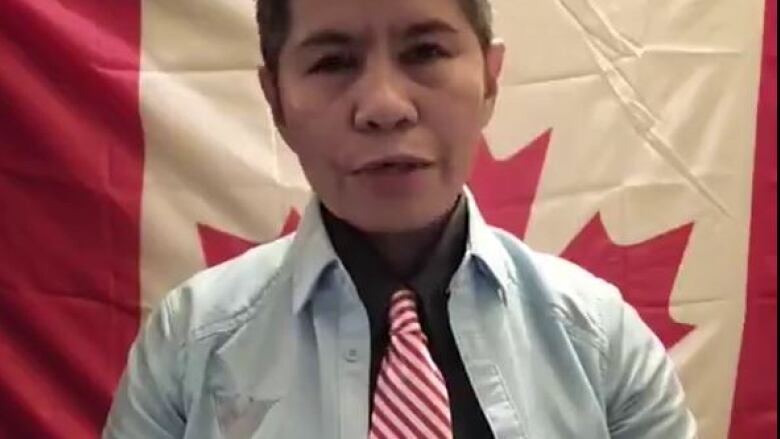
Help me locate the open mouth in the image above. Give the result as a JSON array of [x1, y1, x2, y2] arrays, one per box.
[[352, 156, 434, 194], [355, 154, 434, 174], [360, 161, 431, 173]]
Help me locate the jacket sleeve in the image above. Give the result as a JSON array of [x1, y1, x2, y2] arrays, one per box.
[[102, 295, 186, 439], [603, 293, 698, 439]]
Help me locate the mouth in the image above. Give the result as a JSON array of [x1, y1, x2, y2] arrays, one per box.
[[353, 155, 434, 175]]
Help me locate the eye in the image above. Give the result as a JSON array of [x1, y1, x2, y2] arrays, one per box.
[[308, 54, 358, 74], [400, 42, 451, 65]]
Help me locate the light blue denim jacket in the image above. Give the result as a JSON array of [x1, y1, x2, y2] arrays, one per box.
[[104, 188, 697, 439]]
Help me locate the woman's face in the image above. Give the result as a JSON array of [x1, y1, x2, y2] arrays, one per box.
[[262, 0, 504, 232]]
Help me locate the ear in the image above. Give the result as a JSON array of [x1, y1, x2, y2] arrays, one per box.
[[481, 39, 505, 127], [258, 66, 287, 129]]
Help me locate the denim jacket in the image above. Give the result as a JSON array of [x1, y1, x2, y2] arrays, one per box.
[[103, 188, 697, 439]]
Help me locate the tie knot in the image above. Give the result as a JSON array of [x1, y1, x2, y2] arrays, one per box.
[[388, 289, 422, 335]]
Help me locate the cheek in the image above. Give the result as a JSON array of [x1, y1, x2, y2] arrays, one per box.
[[281, 92, 342, 160], [280, 75, 336, 129], [428, 82, 485, 179], [430, 90, 485, 156], [429, 65, 487, 131]]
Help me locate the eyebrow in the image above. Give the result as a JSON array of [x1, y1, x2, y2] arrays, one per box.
[[296, 19, 459, 50], [298, 30, 354, 50], [403, 19, 459, 39]]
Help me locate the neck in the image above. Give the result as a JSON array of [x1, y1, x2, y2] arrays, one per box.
[[365, 204, 457, 278]]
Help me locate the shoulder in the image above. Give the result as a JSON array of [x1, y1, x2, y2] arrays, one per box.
[[490, 227, 626, 351], [156, 234, 296, 344]]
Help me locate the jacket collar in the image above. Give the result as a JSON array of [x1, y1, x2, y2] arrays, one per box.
[[286, 196, 340, 315], [286, 185, 516, 314], [462, 186, 518, 294]]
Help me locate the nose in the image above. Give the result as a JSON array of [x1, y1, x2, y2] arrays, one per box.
[[352, 59, 418, 133]]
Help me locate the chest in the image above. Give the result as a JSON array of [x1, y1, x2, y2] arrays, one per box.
[[183, 285, 610, 439]]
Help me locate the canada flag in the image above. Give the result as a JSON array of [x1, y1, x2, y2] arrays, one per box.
[[0, 1, 775, 438]]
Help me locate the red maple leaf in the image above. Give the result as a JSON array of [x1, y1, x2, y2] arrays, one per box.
[[468, 130, 695, 349], [559, 215, 695, 348], [469, 130, 551, 238], [197, 208, 300, 267]]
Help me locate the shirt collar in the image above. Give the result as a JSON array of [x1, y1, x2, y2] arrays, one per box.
[[462, 186, 517, 295], [287, 186, 516, 314], [287, 195, 340, 315]]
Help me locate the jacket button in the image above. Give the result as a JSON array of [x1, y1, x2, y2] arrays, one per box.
[[344, 348, 359, 363]]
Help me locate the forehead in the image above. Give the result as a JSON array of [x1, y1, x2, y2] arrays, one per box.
[[286, 0, 471, 42]]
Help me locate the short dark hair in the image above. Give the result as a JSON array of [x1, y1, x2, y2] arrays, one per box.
[[256, 0, 494, 74]]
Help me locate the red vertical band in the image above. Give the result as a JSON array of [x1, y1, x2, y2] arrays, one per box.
[[729, 0, 778, 436], [0, 1, 143, 437]]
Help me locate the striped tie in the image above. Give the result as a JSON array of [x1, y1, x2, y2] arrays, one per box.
[[368, 289, 452, 439]]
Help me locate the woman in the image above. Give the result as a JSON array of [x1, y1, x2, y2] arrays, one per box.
[[104, 0, 697, 437]]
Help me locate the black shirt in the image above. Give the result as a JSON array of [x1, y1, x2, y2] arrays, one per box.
[[321, 196, 494, 438]]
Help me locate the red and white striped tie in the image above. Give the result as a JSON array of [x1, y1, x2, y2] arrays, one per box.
[[368, 289, 452, 439]]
